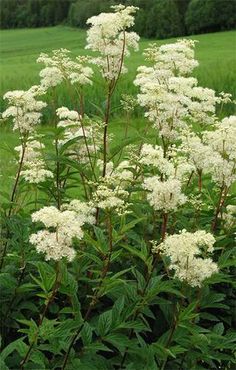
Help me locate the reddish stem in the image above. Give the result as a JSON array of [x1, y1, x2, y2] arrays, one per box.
[[161, 213, 168, 241]]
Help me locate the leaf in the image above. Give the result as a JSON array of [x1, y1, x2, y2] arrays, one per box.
[[30, 262, 56, 292], [201, 292, 227, 309], [119, 217, 145, 235], [97, 310, 112, 336], [120, 243, 147, 263], [81, 322, 93, 346], [212, 322, 224, 335], [0, 273, 17, 292], [30, 350, 46, 368], [17, 283, 37, 294], [59, 136, 84, 154], [117, 319, 150, 332], [147, 279, 184, 300], [179, 302, 198, 322], [53, 318, 82, 338], [103, 333, 131, 352], [60, 272, 78, 296], [218, 248, 236, 268], [109, 137, 140, 159], [152, 343, 176, 360], [0, 357, 9, 370], [84, 341, 113, 353], [1, 338, 28, 360]]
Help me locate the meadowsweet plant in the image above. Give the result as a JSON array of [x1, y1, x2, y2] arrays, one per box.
[[0, 5, 235, 370]]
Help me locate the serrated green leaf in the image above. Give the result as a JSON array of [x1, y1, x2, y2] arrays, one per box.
[[97, 310, 112, 336]]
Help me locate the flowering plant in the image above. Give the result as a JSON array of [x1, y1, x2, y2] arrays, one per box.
[[0, 5, 235, 370]]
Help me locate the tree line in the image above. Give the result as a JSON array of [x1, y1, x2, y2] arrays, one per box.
[[0, 0, 235, 38]]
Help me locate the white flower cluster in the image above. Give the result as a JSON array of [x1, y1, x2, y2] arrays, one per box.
[[140, 144, 168, 171], [136, 38, 235, 200], [144, 39, 199, 76], [143, 176, 187, 212], [204, 116, 236, 160], [93, 184, 130, 215], [56, 107, 102, 163], [37, 49, 93, 90], [86, 5, 139, 80], [180, 132, 215, 174], [203, 116, 236, 187], [154, 230, 218, 287], [135, 40, 219, 140], [2, 87, 46, 133], [91, 159, 134, 215], [62, 199, 96, 225], [15, 139, 53, 184], [135, 74, 217, 140], [97, 159, 134, 186], [139, 143, 193, 181], [120, 94, 137, 113], [57, 106, 83, 144], [222, 205, 236, 230], [30, 201, 94, 261]]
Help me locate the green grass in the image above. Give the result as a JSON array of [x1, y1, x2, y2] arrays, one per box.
[[1, 26, 236, 113], [0, 27, 236, 194]]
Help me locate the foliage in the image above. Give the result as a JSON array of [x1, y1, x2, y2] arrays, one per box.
[[0, 5, 236, 370], [1, 0, 236, 41], [146, 0, 184, 39], [186, 0, 236, 35], [0, 0, 72, 29]]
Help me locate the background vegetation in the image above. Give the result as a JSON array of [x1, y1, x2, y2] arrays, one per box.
[[1, 27, 235, 197], [1, 0, 236, 39], [1, 28, 235, 115]]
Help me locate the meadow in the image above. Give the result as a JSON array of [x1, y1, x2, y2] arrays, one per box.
[[1, 26, 236, 111], [1, 27, 236, 193]]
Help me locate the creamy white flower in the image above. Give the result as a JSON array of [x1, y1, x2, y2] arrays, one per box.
[[37, 49, 93, 90], [135, 73, 217, 140], [203, 116, 236, 161], [154, 230, 218, 287], [30, 230, 76, 262], [140, 144, 174, 176], [222, 205, 236, 230], [39, 67, 64, 89], [93, 184, 130, 215], [120, 94, 137, 112], [180, 132, 216, 173], [30, 204, 93, 261], [56, 108, 102, 163], [139, 143, 193, 182], [144, 39, 199, 76], [143, 177, 187, 212], [135, 40, 218, 141], [216, 91, 233, 104], [210, 157, 235, 188], [98, 159, 134, 187], [62, 199, 96, 225], [2, 89, 46, 133], [86, 5, 139, 80], [15, 139, 53, 184], [202, 116, 236, 188], [56, 107, 81, 127]]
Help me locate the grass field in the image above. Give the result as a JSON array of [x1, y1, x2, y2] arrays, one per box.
[[0, 27, 236, 194], [1, 26, 236, 112]]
